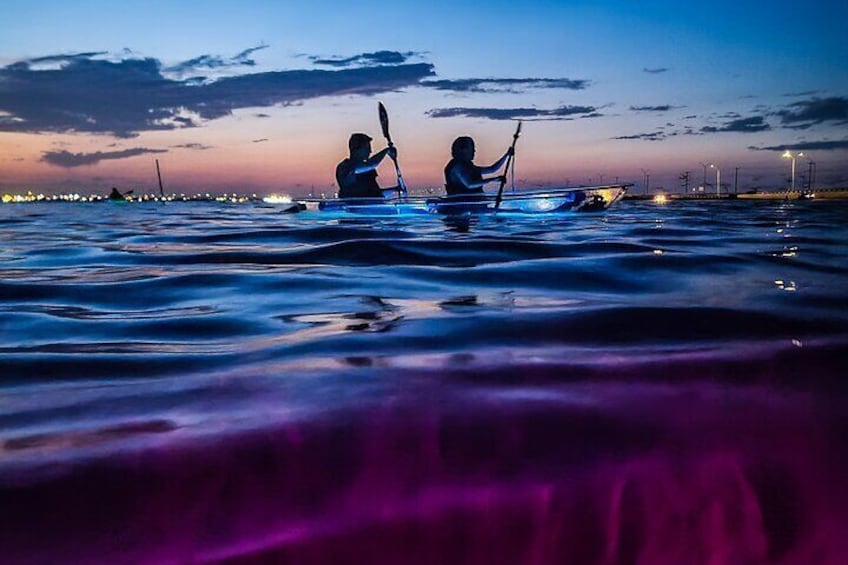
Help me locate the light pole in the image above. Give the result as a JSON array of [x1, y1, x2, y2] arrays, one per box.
[[710, 164, 721, 196], [799, 153, 815, 191], [782, 151, 804, 192], [641, 168, 650, 195], [807, 160, 816, 191]]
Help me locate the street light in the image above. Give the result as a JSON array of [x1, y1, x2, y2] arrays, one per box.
[[782, 151, 804, 192], [710, 164, 721, 196]]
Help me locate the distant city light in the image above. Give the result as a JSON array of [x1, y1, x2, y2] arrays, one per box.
[[262, 194, 293, 204]]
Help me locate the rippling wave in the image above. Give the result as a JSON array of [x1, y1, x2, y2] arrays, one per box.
[[1, 199, 847, 563]]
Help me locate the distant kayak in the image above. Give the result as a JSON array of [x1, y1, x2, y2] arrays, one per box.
[[107, 187, 129, 202], [298, 185, 629, 215]]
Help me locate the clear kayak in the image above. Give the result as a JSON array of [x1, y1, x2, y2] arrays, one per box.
[[296, 185, 629, 215]]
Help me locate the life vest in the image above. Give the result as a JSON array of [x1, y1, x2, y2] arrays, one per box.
[[336, 159, 383, 198]]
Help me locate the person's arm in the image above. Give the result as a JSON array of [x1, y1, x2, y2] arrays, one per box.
[[354, 146, 397, 174], [450, 165, 503, 191], [478, 146, 514, 175]]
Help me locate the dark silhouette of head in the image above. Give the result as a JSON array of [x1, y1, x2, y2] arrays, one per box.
[[348, 133, 373, 160], [451, 136, 475, 161]]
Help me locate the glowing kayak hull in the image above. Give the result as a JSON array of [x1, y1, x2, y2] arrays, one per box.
[[299, 185, 628, 215]]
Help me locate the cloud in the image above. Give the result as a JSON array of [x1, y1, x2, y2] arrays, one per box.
[[17, 51, 108, 70], [0, 51, 435, 137], [165, 44, 269, 78], [41, 147, 167, 167], [783, 90, 821, 97], [748, 139, 848, 151], [612, 131, 666, 141], [252, 138, 268, 143], [426, 105, 599, 121], [311, 50, 420, 67], [701, 116, 770, 133], [630, 105, 673, 112], [422, 77, 589, 93], [171, 143, 212, 150], [776, 96, 848, 126], [643, 67, 669, 74]]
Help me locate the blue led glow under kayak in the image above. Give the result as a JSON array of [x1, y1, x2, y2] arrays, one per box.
[[296, 185, 629, 215]]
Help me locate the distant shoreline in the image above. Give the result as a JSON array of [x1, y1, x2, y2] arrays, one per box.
[[625, 187, 848, 201], [3, 187, 848, 204]]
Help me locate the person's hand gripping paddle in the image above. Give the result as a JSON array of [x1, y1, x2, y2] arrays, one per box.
[[378, 102, 408, 197]]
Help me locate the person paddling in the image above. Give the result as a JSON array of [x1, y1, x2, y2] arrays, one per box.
[[335, 133, 399, 199], [107, 187, 125, 201], [444, 137, 513, 196]]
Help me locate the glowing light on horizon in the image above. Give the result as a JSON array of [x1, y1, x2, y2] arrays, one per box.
[[262, 194, 293, 204]]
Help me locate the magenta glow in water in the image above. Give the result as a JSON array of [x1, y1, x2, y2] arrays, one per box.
[[1, 200, 847, 563]]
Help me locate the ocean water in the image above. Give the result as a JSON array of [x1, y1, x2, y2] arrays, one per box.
[[1, 199, 847, 564]]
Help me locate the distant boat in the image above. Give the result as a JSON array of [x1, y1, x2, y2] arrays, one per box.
[[107, 188, 126, 202]]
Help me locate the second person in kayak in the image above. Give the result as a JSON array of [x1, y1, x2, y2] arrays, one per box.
[[336, 133, 399, 198], [444, 136, 513, 196]]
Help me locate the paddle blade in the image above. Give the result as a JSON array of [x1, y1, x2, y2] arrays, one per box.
[[378, 101, 392, 144]]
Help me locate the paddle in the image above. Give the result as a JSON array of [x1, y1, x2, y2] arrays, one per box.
[[378, 101, 408, 197], [495, 121, 522, 211]]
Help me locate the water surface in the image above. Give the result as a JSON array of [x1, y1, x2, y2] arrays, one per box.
[[1, 200, 847, 563]]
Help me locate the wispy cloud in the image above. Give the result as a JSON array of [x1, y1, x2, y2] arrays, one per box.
[[422, 77, 589, 93], [252, 138, 269, 143], [630, 105, 674, 112], [776, 96, 848, 126], [701, 116, 770, 133], [748, 139, 848, 151], [165, 44, 269, 78], [643, 67, 669, 74], [426, 105, 599, 121], [311, 50, 421, 67], [783, 90, 821, 97], [0, 51, 435, 137], [612, 131, 667, 141], [171, 143, 212, 150], [41, 147, 167, 167]]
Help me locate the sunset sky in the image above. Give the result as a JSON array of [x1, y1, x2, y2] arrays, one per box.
[[1, 0, 847, 196]]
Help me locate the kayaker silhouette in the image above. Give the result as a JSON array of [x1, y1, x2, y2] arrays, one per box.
[[444, 136, 513, 196], [107, 187, 125, 201], [335, 133, 399, 198]]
